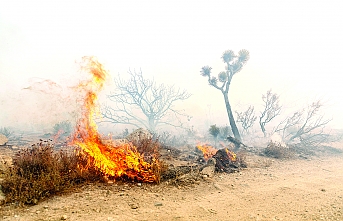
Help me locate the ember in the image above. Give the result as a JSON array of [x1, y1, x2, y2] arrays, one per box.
[[70, 57, 161, 183]]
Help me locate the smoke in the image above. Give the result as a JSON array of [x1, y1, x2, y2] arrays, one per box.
[[0, 77, 83, 133]]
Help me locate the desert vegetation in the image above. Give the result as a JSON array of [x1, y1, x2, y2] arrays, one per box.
[[0, 51, 342, 221]]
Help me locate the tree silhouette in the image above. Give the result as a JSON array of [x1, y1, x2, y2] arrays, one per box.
[[102, 70, 191, 132], [236, 105, 257, 137], [274, 100, 331, 147], [200, 49, 250, 141], [259, 90, 281, 137]]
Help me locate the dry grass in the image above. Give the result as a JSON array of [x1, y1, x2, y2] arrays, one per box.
[[0, 140, 102, 206]]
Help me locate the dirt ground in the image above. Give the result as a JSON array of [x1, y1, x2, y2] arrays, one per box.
[[1, 147, 343, 221]]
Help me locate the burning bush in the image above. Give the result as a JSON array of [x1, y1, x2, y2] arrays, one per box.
[[0, 140, 102, 206]]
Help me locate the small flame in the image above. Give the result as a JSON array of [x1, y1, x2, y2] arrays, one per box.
[[196, 144, 218, 160], [225, 148, 237, 162], [197, 143, 237, 162], [70, 56, 159, 183]]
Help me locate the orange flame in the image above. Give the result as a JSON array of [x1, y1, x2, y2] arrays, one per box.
[[196, 143, 237, 162], [71, 56, 159, 183], [196, 144, 218, 160], [225, 148, 237, 162]]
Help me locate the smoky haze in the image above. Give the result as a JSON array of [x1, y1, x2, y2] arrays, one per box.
[[1, 0, 343, 137]]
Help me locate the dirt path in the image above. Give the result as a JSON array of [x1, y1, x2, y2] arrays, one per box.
[[1, 154, 343, 221]]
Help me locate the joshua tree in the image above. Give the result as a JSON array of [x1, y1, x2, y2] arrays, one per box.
[[201, 49, 250, 141], [259, 90, 281, 137], [102, 70, 191, 132]]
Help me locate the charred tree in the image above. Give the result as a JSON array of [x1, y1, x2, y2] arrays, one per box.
[[274, 100, 332, 147], [259, 90, 281, 137], [236, 105, 257, 137]]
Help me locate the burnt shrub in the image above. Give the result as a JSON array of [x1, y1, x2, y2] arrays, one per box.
[[263, 141, 295, 159], [0, 140, 102, 206]]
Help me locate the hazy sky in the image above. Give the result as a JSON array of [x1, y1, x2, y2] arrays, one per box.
[[1, 0, 343, 132]]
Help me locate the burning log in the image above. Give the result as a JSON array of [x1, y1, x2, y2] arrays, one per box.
[[196, 144, 246, 174], [212, 148, 240, 173]]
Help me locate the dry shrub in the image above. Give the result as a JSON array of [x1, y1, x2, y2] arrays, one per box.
[[263, 141, 294, 159], [0, 140, 102, 206]]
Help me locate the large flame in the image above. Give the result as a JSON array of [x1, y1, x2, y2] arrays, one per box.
[[71, 56, 159, 183]]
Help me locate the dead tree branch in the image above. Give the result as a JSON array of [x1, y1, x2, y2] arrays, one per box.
[[274, 100, 332, 147], [259, 90, 281, 137], [236, 105, 257, 137]]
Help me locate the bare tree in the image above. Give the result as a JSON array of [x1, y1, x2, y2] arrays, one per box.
[[259, 90, 282, 137], [274, 100, 331, 147], [236, 105, 257, 137], [101, 70, 191, 132], [200, 49, 250, 141]]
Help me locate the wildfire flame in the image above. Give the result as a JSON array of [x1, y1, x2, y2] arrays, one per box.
[[71, 56, 160, 183], [225, 148, 237, 162], [196, 144, 217, 160], [196, 144, 236, 162]]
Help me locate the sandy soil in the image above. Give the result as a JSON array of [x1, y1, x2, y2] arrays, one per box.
[[1, 150, 343, 221]]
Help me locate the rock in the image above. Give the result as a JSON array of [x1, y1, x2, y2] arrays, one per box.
[[126, 128, 152, 142], [102, 138, 129, 147], [0, 134, 8, 146], [129, 202, 139, 209], [61, 215, 68, 220], [154, 202, 163, 206], [200, 158, 216, 178]]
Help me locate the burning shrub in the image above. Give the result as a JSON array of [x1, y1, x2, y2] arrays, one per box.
[[0, 140, 102, 206], [131, 137, 167, 182], [263, 141, 295, 159]]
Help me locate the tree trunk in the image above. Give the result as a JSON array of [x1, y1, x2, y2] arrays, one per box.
[[259, 121, 267, 137], [223, 93, 242, 141], [148, 117, 156, 132]]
